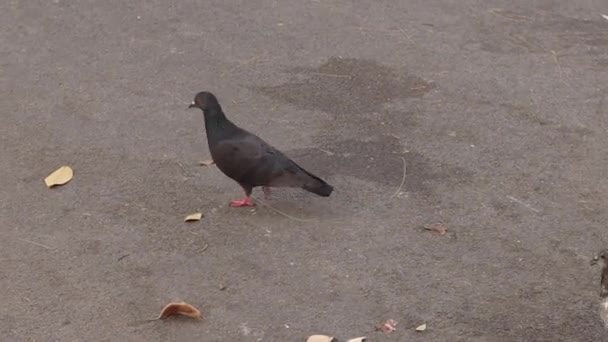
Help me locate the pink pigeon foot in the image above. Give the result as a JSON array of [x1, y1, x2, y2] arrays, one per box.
[[230, 195, 255, 207]]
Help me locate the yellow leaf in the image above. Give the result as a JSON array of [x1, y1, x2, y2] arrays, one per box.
[[199, 159, 215, 166], [306, 336, 335, 342], [44, 166, 73, 188], [416, 323, 427, 332], [347, 337, 367, 342], [184, 213, 203, 222], [157, 302, 201, 320]]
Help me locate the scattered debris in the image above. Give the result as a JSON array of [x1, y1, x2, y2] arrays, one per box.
[[376, 319, 398, 333], [424, 222, 448, 235], [317, 148, 335, 156], [219, 284, 227, 291], [156, 302, 201, 320], [390, 157, 407, 198], [17, 238, 55, 250], [506, 195, 540, 213], [306, 335, 335, 342], [117, 254, 130, 261], [199, 159, 215, 166], [44, 166, 73, 188], [305, 335, 365, 342], [239, 322, 252, 336], [184, 212, 203, 222], [198, 244, 209, 253], [416, 323, 427, 332]]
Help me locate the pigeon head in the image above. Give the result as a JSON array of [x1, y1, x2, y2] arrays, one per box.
[[189, 92, 221, 112], [591, 249, 608, 266]]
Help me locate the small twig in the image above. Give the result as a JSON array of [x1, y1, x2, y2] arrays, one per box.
[[550, 50, 571, 87], [511, 34, 540, 52], [17, 238, 54, 250], [397, 26, 415, 45], [117, 254, 130, 261], [308, 72, 352, 79], [317, 148, 335, 156], [177, 161, 187, 173], [252, 196, 315, 222], [488, 8, 530, 22], [506, 195, 540, 213], [390, 157, 407, 198], [220, 52, 269, 77], [410, 85, 429, 91], [198, 244, 209, 253]]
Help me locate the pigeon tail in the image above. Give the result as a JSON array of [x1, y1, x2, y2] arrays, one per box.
[[301, 173, 333, 197]]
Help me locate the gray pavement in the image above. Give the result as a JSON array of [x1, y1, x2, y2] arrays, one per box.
[[2, 0, 608, 340]]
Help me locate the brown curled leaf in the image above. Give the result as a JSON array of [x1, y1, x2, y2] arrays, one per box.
[[423, 222, 448, 235], [157, 302, 201, 320]]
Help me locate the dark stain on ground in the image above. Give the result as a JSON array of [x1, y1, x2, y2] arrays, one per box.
[[255, 57, 434, 116], [254, 57, 454, 194], [288, 135, 471, 193], [253, 58, 473, 195]]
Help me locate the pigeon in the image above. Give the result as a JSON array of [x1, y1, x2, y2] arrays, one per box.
[[188, 91, 333, 207], [591, 249, 608, 327]]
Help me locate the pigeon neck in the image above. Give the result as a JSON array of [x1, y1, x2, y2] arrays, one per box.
[[203, 107, 236, 133]]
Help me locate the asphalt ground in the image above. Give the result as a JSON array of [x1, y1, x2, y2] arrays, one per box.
[[2, 0, 608, 341]]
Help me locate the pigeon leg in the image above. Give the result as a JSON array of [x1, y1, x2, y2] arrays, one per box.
[[263, 186, 272, 199], [231, 186, 255, 207]]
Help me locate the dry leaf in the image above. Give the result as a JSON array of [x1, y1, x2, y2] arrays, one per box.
[[423, 222, 448, 235], [199, 159, 215, 166], [602, 14, 608, 21], [347, 337, 367, 342], [376, 319, 397, 333], [157, 302, 201, 320], [306, 335, 335, 342], [416, 323, 427, 332], [184, 213, 203, 222], [44, 166, 73, 188]]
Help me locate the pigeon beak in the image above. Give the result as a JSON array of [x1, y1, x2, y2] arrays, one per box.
[[188, 101, 196, 109], [591, 256, 600, 266]]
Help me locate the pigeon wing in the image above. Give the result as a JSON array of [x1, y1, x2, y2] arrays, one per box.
[[211, 134, 286, 187]]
